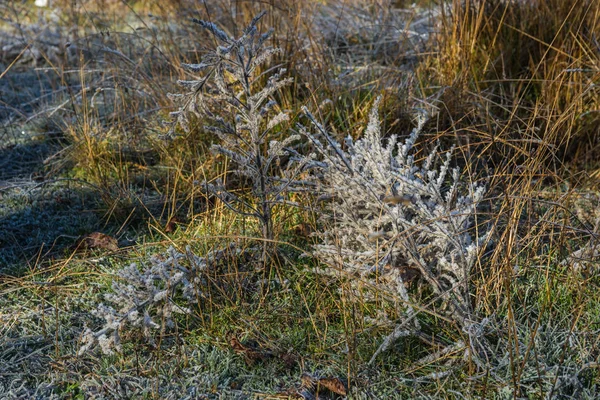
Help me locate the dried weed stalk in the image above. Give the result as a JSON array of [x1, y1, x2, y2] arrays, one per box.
[[168, 12, 307, 253]]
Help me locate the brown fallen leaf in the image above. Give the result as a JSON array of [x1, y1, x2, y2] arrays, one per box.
[[228, 333, 272, 366], [74, 232, 118, 252], [300, 373, 348, 398], [229, 335, 247, 353], [165, 216, 183, 233], [317, 377, 347, 396]]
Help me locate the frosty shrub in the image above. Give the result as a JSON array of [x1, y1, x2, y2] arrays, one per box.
[[168, 12, 307, 253], [79, 12, 309, 357], [79, 244, 240, 355], [298, 97, 490, 364]]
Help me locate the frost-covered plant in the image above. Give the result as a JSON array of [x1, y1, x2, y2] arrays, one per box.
[[168, 12, 305, 252], [79, 244, 239, 355], [298, 97, 489, 363], [79, 13, 310, 357]]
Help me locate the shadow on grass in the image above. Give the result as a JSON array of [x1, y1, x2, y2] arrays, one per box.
[[0, 182, 105, 273], [0, 68, 60, 122], [0, 133, 147, 273]]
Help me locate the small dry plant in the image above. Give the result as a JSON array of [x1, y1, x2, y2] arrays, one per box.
[[167, 11, 308, 256], [79, 12, 308, 355], [79, 244, 243, 355], [298, 97, 491, 365]]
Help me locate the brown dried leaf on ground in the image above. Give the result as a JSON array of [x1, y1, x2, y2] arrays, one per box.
[[299, 372, 348, 398], [165, 216, 184, 233], [74, 232, 118, 252], [317, 377, 347, 396], [228, 333, 273, 366]]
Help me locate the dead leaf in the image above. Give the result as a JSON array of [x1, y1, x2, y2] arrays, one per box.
[[300, 373, 347, 398], [229, 335, 247, 352], [74, 232, 118, 252], [228, 333, 272, 366], [165, 216, 183, 233], [317, 377, 347, 396]]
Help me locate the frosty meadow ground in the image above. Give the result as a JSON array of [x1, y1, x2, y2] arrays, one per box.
[[1, 0, 600, 398]]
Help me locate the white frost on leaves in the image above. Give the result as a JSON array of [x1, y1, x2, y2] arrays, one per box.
[[299, 96, 489, 362], [79, 245, 237, 355]]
